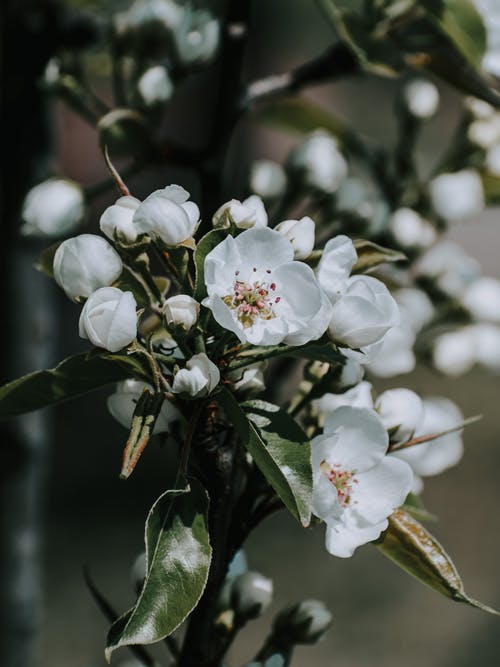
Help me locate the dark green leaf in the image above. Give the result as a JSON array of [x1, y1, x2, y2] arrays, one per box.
[[218, 389, 313, 526], [194, 229, 230, 302], [106, 480, 211, 660], [376, 509, 500, 614], [229, 340, 344, 372], [352, 239, 406, 273], [0, 352, 148, 419], [36, 241, 62, 277]]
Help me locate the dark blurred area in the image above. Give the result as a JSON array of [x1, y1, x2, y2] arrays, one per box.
[[2, 1, 500, 666]]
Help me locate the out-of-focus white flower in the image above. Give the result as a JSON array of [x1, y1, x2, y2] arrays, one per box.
[[403, 79, 439, 119], [137, 65, 173, 105], [172, 352, 220, 397], [213, 195, 267, 230], [100, 196, 141, 243], [312, 406, 412, 558], [391, 397, 464, 493], [375, 388, 424, 443], [416, 240, 481, 297], [429, 169, 484, 223], [338, 357, 365, 389], [486, 142, 500, 175], [133, 184, 199, 246], [163, 294, 200, 332], [115, 0, 184, 38], [312, 381, 373, 426], [470, 323, 500, 371], [231, 572, 273, 619], [289, 130, 348, 194], [53, 234, 123, 300], [79, 287, 137, 352], [107, 379, 180, 433], [315, 235, 357, 302], [273, 599, 333, 645], [174, 8, 220, 65], [328, 276, 400, 349], [432, 329, 476, 376], [389, 208, 437, 248], [468, 115, 500, 148], [249, 160, 286, 200], [465, 97, 495, 119], [21, 178, 85, 237], [473, 0, 500, 77], [274, 216, 315, 259], [394, 287, 435, 333], [461, 276, 500, 323], [367, 325, 416, 378], [203, 227, 332, 346], [230, 363, 266, 396]]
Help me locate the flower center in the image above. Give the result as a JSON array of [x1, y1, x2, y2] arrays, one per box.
[[320, 460, 358, 508], [222, 269, 281, 329]]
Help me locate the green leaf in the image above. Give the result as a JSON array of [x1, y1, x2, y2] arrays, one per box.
[[376, 509, 500, 614], [352, 239, 406, 273], [193, 228, 230, 302], [106, 479, 212, 661], [36, 241, 62, 277], [218, 389, 313, 526], [229, 339, 344, 371], [0, 351, 148, 419], [401, 493, 437, 523]]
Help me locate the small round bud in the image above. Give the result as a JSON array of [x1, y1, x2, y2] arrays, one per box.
[[137, 65, 173, 106], [249, 160, 287, 200], [461, 276, 500, 323], [231, 571, 273, 620], [213, 196, 267, 230], [79, 287, 138, 353], [486, 143, 500, 176], [375, 388, 424, 442], [470, 323, 500, 372], [172, 353, 220, 397], [274, 217, 315, 259], [21, 178, 85, 238], [403, 78, 439, 119], [100, 196, 141, 244], [432, 329, 476, 377], [163, 294, 200, 332], [389, 208, 436, 249], [273, 599, 332, 645], [133, 185, 199, 246], [289, 130, 347, 194], [467, 116, 500, 148], [429, 169, 484, 223], [174, 9, 220, 65], [394, 288, 434, 334]]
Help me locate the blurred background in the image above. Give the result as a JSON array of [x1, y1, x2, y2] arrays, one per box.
[[2, 1, 500, 666]]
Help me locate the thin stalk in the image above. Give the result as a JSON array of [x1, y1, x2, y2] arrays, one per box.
[[102, 144, 131, 196]]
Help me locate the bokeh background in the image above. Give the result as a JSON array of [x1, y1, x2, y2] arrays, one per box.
[[3, 1, 500, 666]]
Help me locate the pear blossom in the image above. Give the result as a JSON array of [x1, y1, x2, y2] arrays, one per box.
[[315, 235, 357, 302], [289, 130, 348, 194], [391, 397, 464, 493], [486, 143, 500, 175], [375, 388, 424, 443], [79, 287, 137, 352], [416, 241, 480, 297], [461, 277, 500, 323], [249, 160, 286, 200], [231, 572, 273, 619], [137, 65, 173, 106], [274, 599, 333, 645], [53, 234, 123, 300], [312, 381, 373, 427], [203, 227, 332, 346], [174, 7, 220, 65], [21, 178, 85, 237], [274, 216, 315, 259], [133, 184, 199, 246], [337, 357, 365, 389], [107, 379, 180, 433], [312, 406, 413, 558], [172, 352, 220, 397], [389, 208, 436, 248], [471, 323, 500, 371], [367, 325, 416, 378], [403, 78, 439, 119], [467, 115, 500, 148], [432, 329, 476, 376], [394, 287, 435, 333], [429, 169, 484, 223], [472, 0, 500, 77], [163, 294, 200, 332], [100, 196, 141, 243], [213, 195, 267, 230]]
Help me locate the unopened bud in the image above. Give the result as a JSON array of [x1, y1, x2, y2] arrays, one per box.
[[273, 599, 332, 645], [403, 79, 439, 119], [138, 65, 173, 106], [213, 196, 267, 230], [231, 571, 273, 620], [21, 178, 85, 238], [163, 294, 200, 332], [274, 216, 315, 259], [249, 160, 287, 200]]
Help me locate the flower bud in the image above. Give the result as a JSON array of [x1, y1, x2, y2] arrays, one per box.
[[174, 8, 220, 65], [273, 599, 332, 645], [213, 195, 267, 230], [429, 169, 484, 223], [338, 357, 364, 389], [21, 178, 85, 237], [289, 130, 348, 194], [465, 97, 494, 119], [108, 379, 180, 432], [470, 323, 500, 372], [100, 196, 141, 244], [229, 363, 266, 396], [137, 65, 173, 106], [274, 217, 315, 259], [249, 160, 287, 200], [133, 185, 199, 246], [467, 115, 500, 148], [432, 329, 476, 376], [416, 241, 480, 297], [231, 571, 273, 620], [53, 234, 123, 300], [403, 78, 439, 119], [315, 235, 357, 301], [367, 325, 416, 378], [389, 208, 436, 248], [394, 288, 434, 334], [172, 353, 220, 397], [461, 276, 500, 323], [375, 388, 424, 442], [163, 294, 200, 332], [79, 287, 137, 352], [98, 108, 150, 157]]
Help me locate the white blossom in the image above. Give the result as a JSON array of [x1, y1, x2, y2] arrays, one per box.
[[315, 235, 357, 302], [394, 287, 435, 333], [473, 0, 500, 77], [391, 397, 464, 493], [53, 234, 123, 300], [79, 287, 137, 352], [468, 115, 500, 148], [375, 388, 424, 443], [461, 276, 500, 323], [389, 208, 436, 248], [174, 8, 220, 65], [289, 130, 348, 194], [367, 325, 416, 378], [403, 79, 439, 119], [312, 406, 412, 558], [231, 572, 273, 618], [115, 0, 184, 37], [107, 379, 180, 433], [470, 323, 500, 371], [416, 240, 480, 297], [213, 195, 267, 230], [337, 357, 365, 389], [172, 352, 220, 397], [249, 160, 286, 200], [312, 381, 373, 427], [133, 184, 199, 246], [163, 294, 200, 332], [433, 329, 476, 376], [137, 65, 173, 105], [21, 178, 85, 237], [429, 169, 484, 223], [100, 196, 141, 243], [203, 227, 332, 346], [465, 97, 495, 119], [274, 216, 315, 259]]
